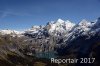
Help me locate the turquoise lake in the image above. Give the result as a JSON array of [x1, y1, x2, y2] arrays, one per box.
[[35, 51, 57, 59]]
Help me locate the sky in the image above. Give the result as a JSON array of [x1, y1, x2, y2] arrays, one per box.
[[0, 0, 100, 30]]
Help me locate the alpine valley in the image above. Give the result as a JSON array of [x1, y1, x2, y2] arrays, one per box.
[[0, 17, 100, 66]]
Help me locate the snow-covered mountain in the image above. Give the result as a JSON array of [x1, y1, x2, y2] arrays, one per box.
[[46, 19, 75, 34], [0, 18, 100, 66], [22, 18, 100, 53], [0, 29, 19, 34], [56, 18, 100, 57], [24, 18, 100, 38], [0, 18, 100, 39], [24, 19, 75, 37], [0, 29, 24, 37]]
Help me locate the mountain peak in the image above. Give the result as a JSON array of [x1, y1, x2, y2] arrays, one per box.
[[65, 20, 73, 24], [80, 19, 88, 23], [93, 17, 100, 28], [97, 17, 100, 23], [64, 20, 75, 31], [0, 29, 21, 35], [56, 18, 64, 23], [31, 25, 40, 29], [79, 19, 90, 26]]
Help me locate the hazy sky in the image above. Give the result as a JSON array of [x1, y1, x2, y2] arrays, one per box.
[[0, 0, 100, 30]]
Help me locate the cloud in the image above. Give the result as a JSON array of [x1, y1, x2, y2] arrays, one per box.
[[0, 9, 32, 19]]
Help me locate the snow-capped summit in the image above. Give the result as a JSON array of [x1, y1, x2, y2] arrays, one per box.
[[56, 18, 64, 23], [32, 25, 40, 29], [31, 25, 40, 31], [47, 19, 75, 35], [74, 19, 96, 32], [64, 20, 75, 30], [0, 29, 22, 35], [25, 26, 40, 34], [94, 17, 100, 28], [54, 19, 65, 26], [79, 19, 91, 27], [97, 17, 100, 22]]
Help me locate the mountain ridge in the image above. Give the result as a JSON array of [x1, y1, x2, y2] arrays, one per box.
[[0, 17, 100, 66]]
